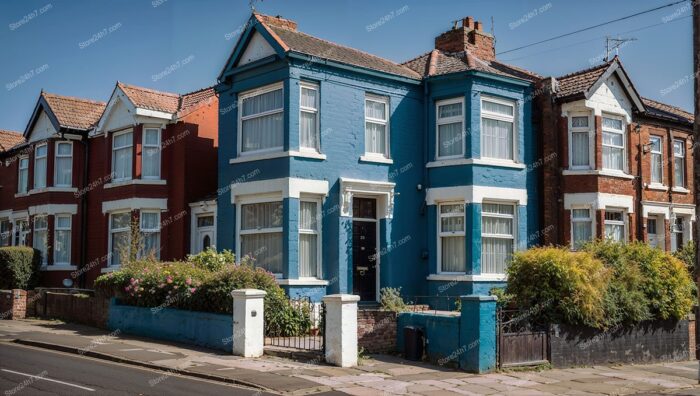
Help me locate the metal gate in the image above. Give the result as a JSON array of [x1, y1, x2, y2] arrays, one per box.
[[497, 308, 549, 368], [264, 296, 324, 352]]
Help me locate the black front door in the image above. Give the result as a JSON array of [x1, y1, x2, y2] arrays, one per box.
[[352, 198, 377, 302]]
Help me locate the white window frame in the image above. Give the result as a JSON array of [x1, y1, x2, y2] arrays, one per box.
[[142, 128, 161, 180], [299, 81, 320, 153], [34, 143, 48, 189], [480, 96, 517, 162], [237, 82, 284, 156], [54, 141, 73, 188], [108, 211, 131, 267], [649, 135, 663, 185], [481, 201, 517, 274], [236, 197, 284, 277], [0, 219, 11, 247], [437, 202, 466, 275], [601, 115, 627, 173], [568, 112, 592, 169], [604, 208, 627, 243], [18, 156, 29, 194], [364, 94, 390, 160], [299, 197, 322, 279], [436, 97, 465, 160], [673, 139, 686, 188], [570, 206, 594, 250], [139, 210, 161, 259], [111, 130, 133, 182], [53, 214, 71, 266], [32, 214, 48, 265]]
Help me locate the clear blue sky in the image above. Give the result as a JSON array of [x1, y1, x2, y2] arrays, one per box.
[[0, 0, 693, 132]]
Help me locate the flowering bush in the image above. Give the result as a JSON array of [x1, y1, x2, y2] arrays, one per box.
[[186, 247, 236, 272]]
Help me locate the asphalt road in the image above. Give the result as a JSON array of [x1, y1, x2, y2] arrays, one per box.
[[0, 343, 273, 396]]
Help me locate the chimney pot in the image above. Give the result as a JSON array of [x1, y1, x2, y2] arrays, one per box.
[[475, 21, 483, 31], [462, 17, 475, 30]]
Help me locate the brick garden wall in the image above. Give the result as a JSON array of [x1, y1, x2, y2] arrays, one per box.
[[0, 290, 27, 320], [357, 309, 397, 354]]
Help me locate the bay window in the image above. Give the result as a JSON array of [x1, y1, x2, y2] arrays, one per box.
[[53, 215, 71, 265], [604, 209, 625, 243], [32, 215, 48, 265], [571, 208, 593, 250], [570, 115, 590, 168], [112, 131, 133, 181], [34, 143, 47, 189], [364, 94, 390, 159], [649, 136, 663, 184], [674, 139, 685, 188], [299, 200, 320, 278], [481, 203, 515, 274], [109, 212, 131, 267], [55, 142, 73, 187], [139, 211, 161, 259], [602, 116, 625, 171], [142, 128, 161, 179], [300, 82, 319, 152], [438, 203, 465, 273], [239, 83, 284, 154], [18, 157, 28, 193], [0, 220, 11, 247], [481, 97, 516, 161], [239, 201, 283, 274], [436, 98, 464, 159]]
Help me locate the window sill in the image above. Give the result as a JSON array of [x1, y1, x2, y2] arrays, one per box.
[[101, 266, 119, 273], [289, 150, 327, 160], [562, 169, 635, 180], [646, 183, 669, 191], [230, 150, 328, 164], [469, 158, 525, 169], [427, 274, 507, 282], [28, 187, 78, 195], [426, 158, 525, 169], [14, 192, 29, 198], [359, 155, 393, 165], [276, 278, 329, 286], [104, 179, 166, 189], [672, 187, 690, 194], [41, 265, 77, 272]]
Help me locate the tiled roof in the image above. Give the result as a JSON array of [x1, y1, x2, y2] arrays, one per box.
[[0, 130, 25, 151], [41, 92, 107, 130], [401, 50, 541, 82], [256, 14, 421, 80], [179, 86, 217, 116], [554, 60, 613, 100], [117, 82, 180, 114], [642, 97, 694, 125]]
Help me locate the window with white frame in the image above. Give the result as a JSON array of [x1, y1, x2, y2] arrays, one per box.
[[649, 136, 663, 184], [436, 98, 464, 159], [53, 215, 71, 265], [299, 200, 320, 278], [239, 84, 284, 154], [34, 143, 47, 189], [481, 97, 516, 161], [0, 220, 11, 247], [112, 131, 133, 181], [109, 212, 131, 267], [604, 209, 626, 243], [239, 201, 283, 274], [438, 203, 465, 273], [300, 82, 319, 152], [364, 94, 390, 158], [142, 128, 161, 179], [54, 142, 73, 187], [602, 116, 625, 172], [139, 211, 160, 259], [481, 203, 515, 274], [32, 215, 48, 265], [674, 139, 685, 188], [570, 114, 591, 168], [18, 156, 29, 193], [571, 208, 593, 250]]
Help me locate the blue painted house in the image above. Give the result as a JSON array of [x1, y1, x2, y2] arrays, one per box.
[[215, 14, 540, 303]]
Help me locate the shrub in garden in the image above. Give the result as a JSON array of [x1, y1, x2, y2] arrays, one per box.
[[380, 287, 407, 312], [673, 241, 696, 277], [186, 247, 235, 272], [0, 247, 42, 290]]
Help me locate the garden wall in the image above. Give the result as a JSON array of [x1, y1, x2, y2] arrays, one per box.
[[397, 311, 462, 367], [0, 290, 26, 319], [357, 309, 396, 353]]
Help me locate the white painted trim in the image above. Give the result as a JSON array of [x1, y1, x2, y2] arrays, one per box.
[[230, 177, 329, 204], [101, 266, 118, 273], [642, 203, 671, 220], [0, 210, 11, 219], [40, 265, 77, 272], [480, 95, 518, 162], [10, 211, 28, 221], [237, 82, 284, 157], [276, 278, 330, 286], [229, 150, 328, 164], [102, 198, 168, 213], [425, 186, 528, 206], [646, 183, 669, 191], [289, 150, 326, 160], [563, 192, 634, 213], [425, 158, 527, 169], [567, 111, 594, 170], [672, 206, 696, 221], [561, 169, 635, 180], [359, 155, 393, 164], [435, 96, 466, 161], [53, 141, 73, 188], [28, 204, 78, 216], [27, 187, 79, 194], [134, 108, 174, 120], [104, 179, 167, 189], [364, 93, 391, 160], [426, 274, 507, 282], [672, 187, 690, 194], [339, 178, 396, 218], [190, 201, 217, 255]]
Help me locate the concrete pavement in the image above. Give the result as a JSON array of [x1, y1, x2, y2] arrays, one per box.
[[1, 318, 699, 395]]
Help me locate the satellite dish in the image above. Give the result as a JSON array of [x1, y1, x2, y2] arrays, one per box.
[[62, 278, 73, 288]]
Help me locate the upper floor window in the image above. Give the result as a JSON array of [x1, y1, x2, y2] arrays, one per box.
[[438, 203, 465, 274], [239, 201, 283, 275], [55, 142, 73, 187], [33, 215, 48, 265], [481, 202, 515, 274], [142, 128, 161, 179], [602, 116, 625, 172], [54, 214, 71, 265], [112, 131, 133, 182], [139, 211, 161, 259], [34, 143, 47, 189], [18, 157, 29, 194], [436, 98, 464, 159], [299, 82, 319, 152], [570, 114, 591, 169], [239, 83, 283, 155], [673, 139, 685, 188], [481, 97, 516, 161], [299, 199, 320, 278], [364, 94, 390, 159], [649, 136, 663, 184], [604, 209, 625, 243]]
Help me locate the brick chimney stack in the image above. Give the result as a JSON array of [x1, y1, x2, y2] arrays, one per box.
[[435, 16, 495, 61]]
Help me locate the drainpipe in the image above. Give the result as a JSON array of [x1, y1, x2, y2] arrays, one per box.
[[77, 132, 89, 289], [421, 81, 430, 216], [635, 123, 643, 242]]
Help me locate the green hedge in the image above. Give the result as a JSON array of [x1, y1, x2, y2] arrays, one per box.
[[0, 247, 42, 290]]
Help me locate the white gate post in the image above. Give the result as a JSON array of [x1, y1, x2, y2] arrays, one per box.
[[231, 289, 266, 357], [322, 294, 360, 367]]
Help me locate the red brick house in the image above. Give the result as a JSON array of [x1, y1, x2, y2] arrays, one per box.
[[538, 57, 695, 251]]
